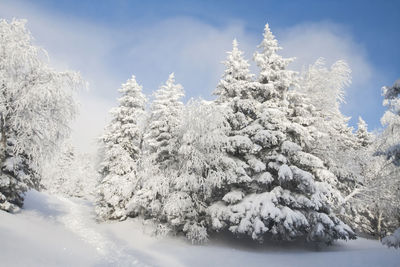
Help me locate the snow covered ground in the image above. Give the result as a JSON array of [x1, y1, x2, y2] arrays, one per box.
[[0, 190, 398, 267]]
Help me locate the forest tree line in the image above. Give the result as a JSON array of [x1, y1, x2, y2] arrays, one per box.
[[0, 19, 399, 247]]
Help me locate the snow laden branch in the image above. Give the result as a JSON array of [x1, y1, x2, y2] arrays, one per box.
[[0, 19, 84, 212]]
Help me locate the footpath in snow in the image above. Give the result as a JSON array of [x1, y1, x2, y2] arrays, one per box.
[[0, 190, 399, 267]]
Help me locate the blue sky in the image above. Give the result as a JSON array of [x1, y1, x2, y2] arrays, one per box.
[[1, 0, 399, 152]]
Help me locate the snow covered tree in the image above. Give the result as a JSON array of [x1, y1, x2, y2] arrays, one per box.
[[126, 73, 184, 221], [379, 79, 400, 165], [96, 75, 147, 220], [253, 24, 296, 101], [368, 79, 400, 239], [42, 143, 75, 196], [356, 117, 373, 147], [344, 80, 400, 238], [296, 59, 363, 198], [0, 19, 82, 212], [41, 142, 98, 199], [208, 25, 354, 244], [297, 58, 351, 116], [296, 58, 360, 186], [295, 58, 383, 237], [144, 73, 184, 166], [214, 39, 255, 102], [157, 100, 228, 243]]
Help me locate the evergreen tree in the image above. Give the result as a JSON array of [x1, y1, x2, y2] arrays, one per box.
[[96, 75, 147, 220], [356, 117, 373, 147], [127, 73, 184, 220], [208, 24, 354, 244], [253, 24, 296, 100], [144, 73, 184, 166], [0, 19, 82, 212], [214, 39, 254, 102]]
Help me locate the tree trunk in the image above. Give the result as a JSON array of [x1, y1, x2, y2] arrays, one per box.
[[377, 210, 383, 241], [0, 115, 6, 166]]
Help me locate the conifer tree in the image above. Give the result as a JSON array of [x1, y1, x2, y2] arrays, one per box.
[[158, 100, 228, 243], [253, 24, 296, 100], [356, 117, 373, 147], [208, 24, 354, 244], [144, 73, 184, 166], [127, 73, 184, 220], [96, 75, 147, 220], [214, 39, 255, 102]]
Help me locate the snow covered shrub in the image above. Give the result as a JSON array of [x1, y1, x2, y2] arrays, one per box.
[[382, 228, 400, 249], [0, 19, 82, 212]]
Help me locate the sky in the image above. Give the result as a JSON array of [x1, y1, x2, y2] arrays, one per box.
[[0, 0, 399, 153]]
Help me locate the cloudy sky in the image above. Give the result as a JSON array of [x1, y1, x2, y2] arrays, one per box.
[[0, 0, 399, 153]]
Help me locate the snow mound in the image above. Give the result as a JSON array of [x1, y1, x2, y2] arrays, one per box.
[[382, 228, 400, 249]]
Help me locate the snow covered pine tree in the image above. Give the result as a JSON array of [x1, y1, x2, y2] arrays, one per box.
[[97, 75, 147, 220], [126, 73, 185, 222], [208, 24, 355, 244], [0, 19, 82, 212], [154, 100, 228, 243], [379, 79, 400, 247]]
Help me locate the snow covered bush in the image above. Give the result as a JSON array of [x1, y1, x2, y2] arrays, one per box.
[[0, 19, 82, 212], [96, 75, 147, 220], [382, 228, 400, 249]]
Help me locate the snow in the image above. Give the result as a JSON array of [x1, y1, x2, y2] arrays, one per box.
[[0, 190, 399, 267], [383, 228, 400, 249]]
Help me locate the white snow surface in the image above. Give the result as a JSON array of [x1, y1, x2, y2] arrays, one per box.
[[0, 190, 398, 267]]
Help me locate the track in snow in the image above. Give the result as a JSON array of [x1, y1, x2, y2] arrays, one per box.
[[23, 190, 150, 267]]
